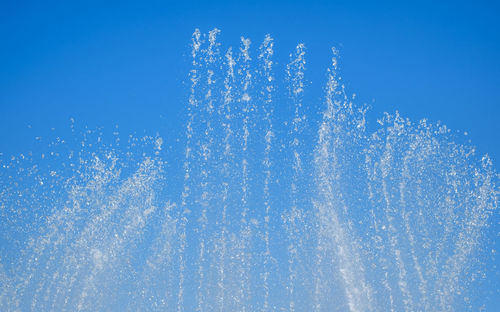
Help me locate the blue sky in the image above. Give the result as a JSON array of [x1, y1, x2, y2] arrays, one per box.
[[0, 0, 499, 162], [0, 0, 499, 310]]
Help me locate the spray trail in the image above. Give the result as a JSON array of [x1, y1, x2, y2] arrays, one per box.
[[215, 46, 236, 312], [314, 48, 372, 312], [177, 28, 202, 312], [195, 27, 221, 312], [284, 42, 306, 312], [237, 36, 252, 311], [258, 34, 274, 311]]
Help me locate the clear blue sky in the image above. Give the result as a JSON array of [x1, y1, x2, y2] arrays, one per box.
[[0, 0, 498, 309], [0, 0, 499, 162]]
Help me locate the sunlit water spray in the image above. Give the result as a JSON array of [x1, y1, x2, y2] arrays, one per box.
[[0, 29, 497, 312]]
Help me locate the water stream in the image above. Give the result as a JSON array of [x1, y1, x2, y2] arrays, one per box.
[[0, 29, 497, 311]]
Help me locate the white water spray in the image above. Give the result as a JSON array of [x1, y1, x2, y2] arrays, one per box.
[[0, 29, 497, 312]]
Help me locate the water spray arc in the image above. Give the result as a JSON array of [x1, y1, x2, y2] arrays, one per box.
[[0, 29, 497, 312]]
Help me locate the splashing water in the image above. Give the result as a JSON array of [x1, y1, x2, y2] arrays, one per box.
[[0, 29, 497, 312]]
